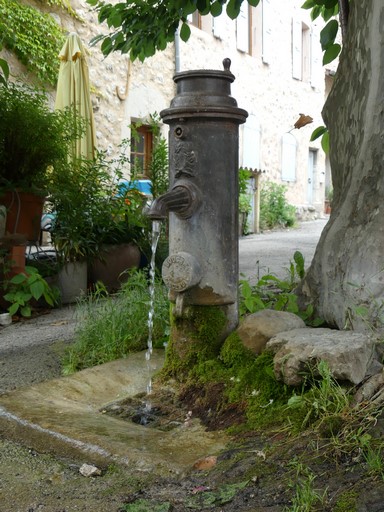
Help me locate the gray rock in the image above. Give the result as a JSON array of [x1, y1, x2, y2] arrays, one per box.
[[267, 327, 375, 386], [237, 309, 305, 355], [79, 463, 102, 477]]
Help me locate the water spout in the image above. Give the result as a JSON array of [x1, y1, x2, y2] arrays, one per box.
[[147, 182, 200, 221]]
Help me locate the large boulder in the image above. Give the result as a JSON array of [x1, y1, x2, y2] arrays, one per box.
[[267, 327, 375, 386], [236, 309, 305, 355]]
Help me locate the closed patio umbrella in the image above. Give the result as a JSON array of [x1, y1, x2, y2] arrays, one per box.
[[55, 33, 96, 160]]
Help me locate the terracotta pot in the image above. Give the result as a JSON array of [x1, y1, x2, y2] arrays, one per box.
[[0, 191, 45, 242], [89, 243, 141, 292]]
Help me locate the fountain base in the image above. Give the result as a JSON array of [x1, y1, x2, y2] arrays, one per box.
[[0, 351, 228, 474]]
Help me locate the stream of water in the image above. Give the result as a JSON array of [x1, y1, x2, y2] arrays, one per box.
[[145, 220, 162, 396]]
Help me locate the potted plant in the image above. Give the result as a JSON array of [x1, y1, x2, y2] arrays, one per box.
[[47, 153, 146, 300], [0, 81, 81, 242]]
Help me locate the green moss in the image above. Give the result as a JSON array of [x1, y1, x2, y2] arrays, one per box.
[[220, 332, 254, 369], [162, 308, 299, 431], [161, 305, 227, 380], [333, 490, 358, 512]]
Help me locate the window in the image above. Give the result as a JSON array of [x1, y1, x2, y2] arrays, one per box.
[[281, 132, 297, 182], [130, 124, 153, 177], [188, 12, 201, 29], [292, 18, 323, 87], [188, 13, 213, 34]]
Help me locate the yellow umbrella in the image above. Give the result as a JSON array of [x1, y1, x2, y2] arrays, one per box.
[[55, 33, 96, 160]]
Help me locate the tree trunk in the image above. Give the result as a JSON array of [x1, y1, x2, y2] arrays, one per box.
[[299, 1, 384, 333]]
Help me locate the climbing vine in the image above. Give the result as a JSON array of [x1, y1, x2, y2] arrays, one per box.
[[0, 0, 65, 85]]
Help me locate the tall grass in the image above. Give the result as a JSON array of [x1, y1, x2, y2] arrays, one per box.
[[62, 270, 169, 374]]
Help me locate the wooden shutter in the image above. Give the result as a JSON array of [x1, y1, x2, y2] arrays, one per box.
[[262, 0, 272, 64], [242, 115, 261, 170], [281, 133, 297, 182], [292, 16, 302, 80], [237, 2, 249, 53]]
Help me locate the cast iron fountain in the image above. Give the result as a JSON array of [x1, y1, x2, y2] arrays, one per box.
[[148, 59, 248, 368]]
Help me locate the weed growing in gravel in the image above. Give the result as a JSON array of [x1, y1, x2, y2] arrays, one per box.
[[285, 459, 328, 512], [62, 270, 169, 374]]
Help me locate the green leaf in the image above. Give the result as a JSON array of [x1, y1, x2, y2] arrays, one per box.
[[226, 0, 242, 20], [211, 1, 223, 17], [247, 0, 260, 6], [320, 19, 338, 50], [322, 5, 338, 22], [30, 281, 45, 300], [8, 303, 19, 316], [0, 58, 9, 82], [108, 12, 122, 28], [20, 305, 32, 317], [179, 22, 191, 42], [310, 5, 322, 20], [322, 0, 338, 8], [293, 251, 305, 278], [322, 42, 341, 65], [301, 0, 316, 8], [196, 0, 210, 14], [287, 394, 303, 407], [86, 0, 99, 6], [101, 37, 113, 56], [10, 273, 28, 285], [310, 125, 327, 141], [321, 130, 330, 153]]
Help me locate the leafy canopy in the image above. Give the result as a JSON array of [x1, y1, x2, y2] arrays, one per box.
[[87, 0, 344, 62]]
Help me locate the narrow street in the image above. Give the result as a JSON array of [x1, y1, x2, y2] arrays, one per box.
[[239, 218, 328, 282]]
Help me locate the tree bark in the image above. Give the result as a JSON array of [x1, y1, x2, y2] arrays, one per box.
[[299, 0, 384, 333]]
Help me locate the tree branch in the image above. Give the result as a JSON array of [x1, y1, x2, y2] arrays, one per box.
[[338, 0, 349, 42]]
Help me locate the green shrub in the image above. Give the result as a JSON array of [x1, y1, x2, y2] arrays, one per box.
[[62, 270, 170, 374], [260, 181, 296, 230]]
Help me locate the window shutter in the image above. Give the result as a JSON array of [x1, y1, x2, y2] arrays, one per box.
[[242, 115, 261, 170], [281, 133, 297, 182], [213, 13, 226, 39], [236, 3, 249, 53], [262, 0, 272, 64], [292, 17, 302, 80], [310, 26, 323, 89]]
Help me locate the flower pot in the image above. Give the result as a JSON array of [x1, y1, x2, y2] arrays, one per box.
[[89, 243, 141, 292], [57, 261, 87, 304], [0, 191, 45, 242]]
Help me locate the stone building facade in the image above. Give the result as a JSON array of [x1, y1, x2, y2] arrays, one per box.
[[3, 0, 331, 229]]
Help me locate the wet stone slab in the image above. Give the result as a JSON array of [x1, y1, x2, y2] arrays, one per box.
[[0, 350, 228, 475]]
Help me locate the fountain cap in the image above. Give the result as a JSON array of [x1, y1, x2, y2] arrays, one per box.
[[160, 59, 248, 124]]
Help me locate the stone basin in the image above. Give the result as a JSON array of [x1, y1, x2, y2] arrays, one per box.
[[0, 350, 228, 475]]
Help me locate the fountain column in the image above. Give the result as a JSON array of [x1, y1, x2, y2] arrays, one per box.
[[149, 59, 248, 375]]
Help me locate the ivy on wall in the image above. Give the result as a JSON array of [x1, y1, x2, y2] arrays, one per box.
[[0, 0, 66, 86]]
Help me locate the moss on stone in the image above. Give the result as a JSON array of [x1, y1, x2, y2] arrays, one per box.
[[161, 305, 227, 381], [333, 490, 358, 512]]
